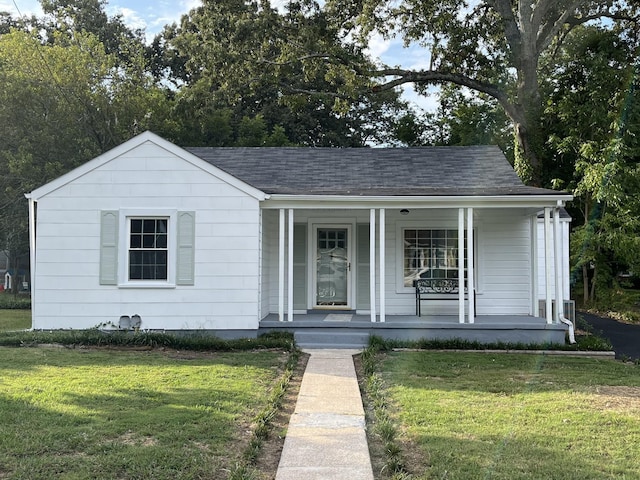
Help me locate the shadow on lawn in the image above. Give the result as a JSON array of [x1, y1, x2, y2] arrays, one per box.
[[0, 394, 233, 479]]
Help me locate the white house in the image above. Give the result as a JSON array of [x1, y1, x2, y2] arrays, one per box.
[[26, 132, 574, 346]]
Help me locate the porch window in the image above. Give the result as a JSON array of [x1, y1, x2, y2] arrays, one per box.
[[403, 228, 466, 288], [128, 218, 168, 280]]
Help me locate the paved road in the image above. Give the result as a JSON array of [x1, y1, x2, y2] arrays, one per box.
[[579, 311, 640, 360]]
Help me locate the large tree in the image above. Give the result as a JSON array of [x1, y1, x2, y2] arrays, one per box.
[[152, 0, 408, 147], [325, 0, 639, 184]]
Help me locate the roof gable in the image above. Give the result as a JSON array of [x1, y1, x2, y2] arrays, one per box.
[[185, 145, 560, 196], [27, 131, 266, 201]]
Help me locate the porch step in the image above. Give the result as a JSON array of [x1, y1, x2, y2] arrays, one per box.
[[294, 331, 370, 349]]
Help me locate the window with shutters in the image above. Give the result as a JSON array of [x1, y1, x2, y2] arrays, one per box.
[[99, 210, 195, 287]]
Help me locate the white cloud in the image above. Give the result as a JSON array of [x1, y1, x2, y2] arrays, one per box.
[[115, 6, 147, 31], [1, 0, 42, 18], [365, 32, 391, 61]]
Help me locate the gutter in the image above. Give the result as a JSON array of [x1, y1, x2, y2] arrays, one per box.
[[262, 194, 573, 210]]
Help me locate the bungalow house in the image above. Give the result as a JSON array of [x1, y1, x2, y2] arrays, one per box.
[[26, 131, 574, 347]]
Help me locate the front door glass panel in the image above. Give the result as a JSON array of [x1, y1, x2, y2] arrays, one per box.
[[316, 228, 348, 306]]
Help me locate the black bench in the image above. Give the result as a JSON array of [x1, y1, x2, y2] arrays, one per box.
[[414, 278, 475, 316]]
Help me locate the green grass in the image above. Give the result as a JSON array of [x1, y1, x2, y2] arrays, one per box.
[[373, 351, 640, 480], [0, 347, 289, 479], [0, 309, 31, 331]]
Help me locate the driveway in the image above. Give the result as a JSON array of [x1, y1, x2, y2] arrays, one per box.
[[579, 311, 640, 360]]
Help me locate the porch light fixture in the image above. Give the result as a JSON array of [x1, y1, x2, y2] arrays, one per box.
[[400, 209, 410, 215]]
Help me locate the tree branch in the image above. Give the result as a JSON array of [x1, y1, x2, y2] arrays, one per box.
[[536, 0, 588, 53], [262, 53, 336, 65], [372, 68, 501, 98], [486, 0, 523, 62], [370, 68, 524, 124]]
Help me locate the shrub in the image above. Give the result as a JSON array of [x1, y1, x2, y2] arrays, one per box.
[[0, 329, 295, 351], [0, 293, 31, 309]]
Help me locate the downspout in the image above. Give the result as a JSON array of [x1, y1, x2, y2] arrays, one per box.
[[554, 205, 576, 344]]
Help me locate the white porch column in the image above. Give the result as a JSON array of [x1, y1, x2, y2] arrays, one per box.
[[544, 207, 553, 324], [458, 208, 465, 324], [287, 209, 294, 322], [278, 209, 285, 322], [370, 208, 376, 322], [466, 207, 475, 322], [553, 207, 563, 324], [379, 208, 386, 323]]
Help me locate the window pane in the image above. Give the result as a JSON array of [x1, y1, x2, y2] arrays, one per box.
[[142, 233, 155, 248], [156, 234, 167, 249], [131, 219, 143, 233], [403, 228, 468, 287], [129, 265, 142, 279], [143, 219, 155, 233], [130, 234, 142, 249]]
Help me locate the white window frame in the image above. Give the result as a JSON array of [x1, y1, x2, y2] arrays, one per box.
[[119, 209, 177, 288], [396, 221, 478, 294]]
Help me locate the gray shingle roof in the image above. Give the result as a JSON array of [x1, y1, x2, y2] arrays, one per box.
[[185, 145, 561, 196]]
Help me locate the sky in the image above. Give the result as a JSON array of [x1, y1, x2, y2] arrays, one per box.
[[2, 0, 437, 112]]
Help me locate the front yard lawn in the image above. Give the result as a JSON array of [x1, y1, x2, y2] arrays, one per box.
[[372, 352, 640, 480], [0, 347, 288, 479]]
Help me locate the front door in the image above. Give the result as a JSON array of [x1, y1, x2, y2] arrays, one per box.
[[314, 227, 351, 308]]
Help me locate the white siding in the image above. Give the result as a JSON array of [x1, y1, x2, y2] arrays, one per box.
[[33, 142, 261, 331], [476, 210, 532, 315]]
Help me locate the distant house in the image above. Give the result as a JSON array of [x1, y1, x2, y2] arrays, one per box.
[[0, 251, 7, 289], [26, 132, 574, 346]]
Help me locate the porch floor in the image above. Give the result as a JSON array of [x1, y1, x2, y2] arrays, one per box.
[[259, 312, 568, 348]]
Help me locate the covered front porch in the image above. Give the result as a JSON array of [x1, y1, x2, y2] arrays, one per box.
[[259, 311, 568, 348], [258, 200, 574, 345]]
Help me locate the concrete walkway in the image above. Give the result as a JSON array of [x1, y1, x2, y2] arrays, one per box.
[[275, 349, 374, 480]]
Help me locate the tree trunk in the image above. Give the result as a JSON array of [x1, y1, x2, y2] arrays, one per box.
[[513, 48, 544, 186], [589, 264, 597, 303], [582, 263, 589, 304]]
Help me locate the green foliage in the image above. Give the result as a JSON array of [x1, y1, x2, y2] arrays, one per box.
[[0, 25, 172, 272], [359, 345, 409, 477], [0, 329, 295, 351], [368, 334, 613, 352], [0, 294, 31, 310], [326, 0, 640, 183], [154, 0, 408, 147], [543, 26, 640, 303]]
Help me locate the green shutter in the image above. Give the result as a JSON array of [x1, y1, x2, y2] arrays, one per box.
[[99, 211, 119, 285], [176, 211, 195, 285], [356, 224, 370, 310], [293, 224, 307, 310]]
